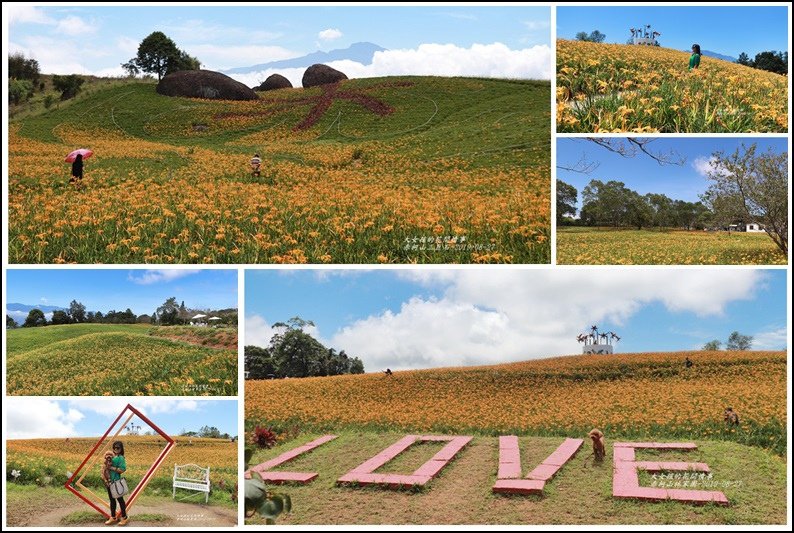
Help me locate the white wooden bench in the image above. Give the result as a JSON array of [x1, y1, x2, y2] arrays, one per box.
[[173, 463, 210, 503]]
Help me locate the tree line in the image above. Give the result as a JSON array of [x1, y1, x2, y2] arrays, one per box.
[[736, 51, 787, 75], [245, 317, 365, 379], [558, 144, 788, 254], [6, 297, 236, 329], [703, 331, 753, 351]]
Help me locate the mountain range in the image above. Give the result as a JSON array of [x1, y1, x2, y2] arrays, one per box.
[[700, 50, 737, 63], [7, 303, 68, 314], [223, 42, 386, 74]]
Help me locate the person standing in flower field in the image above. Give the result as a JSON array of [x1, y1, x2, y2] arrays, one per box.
[[104, 441, 129, 526], [70, 153, 84, 187], [250, 153, 262, 177], [689, 44, 701, 70]]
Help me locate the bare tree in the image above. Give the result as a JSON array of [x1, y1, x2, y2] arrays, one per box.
[[701, 144, 787, 254]]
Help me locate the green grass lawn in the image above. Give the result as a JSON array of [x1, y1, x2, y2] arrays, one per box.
[[6, 324, 236, 395], [245, 431, 786, 525]]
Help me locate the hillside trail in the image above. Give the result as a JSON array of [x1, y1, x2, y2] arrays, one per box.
[[17, 499, 237, 527]]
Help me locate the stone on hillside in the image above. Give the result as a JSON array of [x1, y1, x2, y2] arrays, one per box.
[[257, 74, 293, 91], [156, 70, 258, 100], [302, 64, 348, 88]]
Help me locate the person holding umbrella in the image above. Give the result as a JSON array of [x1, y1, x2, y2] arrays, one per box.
[[65, 148, 93, 188]]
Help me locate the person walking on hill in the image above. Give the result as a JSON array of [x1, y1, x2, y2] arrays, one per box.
[[689, 44, 702, 70]]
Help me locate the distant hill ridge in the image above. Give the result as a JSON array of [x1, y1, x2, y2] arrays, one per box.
[[223, 41, 386, 74]]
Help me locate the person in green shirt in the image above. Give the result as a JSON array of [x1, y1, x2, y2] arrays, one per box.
[[689, 44, 702, 70], [104, 441, 129, 526]]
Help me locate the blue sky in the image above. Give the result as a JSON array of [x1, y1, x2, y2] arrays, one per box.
[[5, 269, 237, 316], [557, 137, 789, 212], [246, 269, 787, 371], [6, 4, 551, 83], [6, 398, 238, 439], [557, 5, 789, 58]]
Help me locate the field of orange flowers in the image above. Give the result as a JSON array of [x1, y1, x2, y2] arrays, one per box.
[[6, 324, 237, 396], [557, 40, 788, 132], [8, 77, 550, 264], [6, 436, 237, 495], [557, 228, 787, 265], [246, 350, 786, 454]]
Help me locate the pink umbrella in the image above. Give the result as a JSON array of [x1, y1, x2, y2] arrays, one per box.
[[65, 148, 93, 162]]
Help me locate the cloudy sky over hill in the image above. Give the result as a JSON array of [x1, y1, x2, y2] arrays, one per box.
[[246, 270, 787, 371], [6, 5, 551, 85]]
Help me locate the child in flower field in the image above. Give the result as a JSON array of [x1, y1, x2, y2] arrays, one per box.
[[250, 153, 262, 177]]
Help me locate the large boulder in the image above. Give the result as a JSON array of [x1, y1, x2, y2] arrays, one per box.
[[302, 64, 348, 88], [257, 74, 293, 91], [156, 70, 258, 100]]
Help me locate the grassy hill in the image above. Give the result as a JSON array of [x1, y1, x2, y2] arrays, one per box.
[[246, 350, 785, 455], [556, 40, 787, 132], [6, 324, 236, 395], [8, 76, 550, 264], [245, 432, 786, 525]]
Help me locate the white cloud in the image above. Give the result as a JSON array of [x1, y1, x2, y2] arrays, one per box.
[[67, 398, 199, 418], [184, 43, 297, 71], [6, 399, 82, 439], [6, 5, 54, 25], [160, 19, 282, 45], [117, 36, 140, 56], [56, 15, 96, 36], [327, 270, 764, 371], [228, 42, 551, 89], [692, 155, 718, 177], [40, 297, 48, 303], [245, 314, 326, 348], [318, 28, 343, 41], [524, 20, 550, 31], [128, 269, 201, 285], [752, 326, 787, 350], [245, 314, 276, 348]]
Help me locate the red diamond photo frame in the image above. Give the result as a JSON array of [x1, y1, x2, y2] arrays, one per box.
[[64, 404, 176, 518]]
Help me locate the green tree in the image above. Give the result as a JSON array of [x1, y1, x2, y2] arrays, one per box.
[[736, 52, 752, 66], [556, 180, 578, 223], [726, 331, 752, 351], [52, 74, 85, 100], [23, 309, 47, 327], [125, 31, 200, 81], [9, 79, 34, 105], [51, 310, 71, 325], [702, 340, 721, 350], [701, 144, 788, 254], [157, 297, 180, 325], [245, 345, 276, 379], [9, 52, 40, 83], [575, 30, 606, 43], [69, 300, 86, 323], [198, 426, 222, 438], [6, 315, 19, 329], [752, 50, 787, 75]]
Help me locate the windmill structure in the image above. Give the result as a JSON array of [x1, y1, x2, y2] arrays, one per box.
[[576, 325, 621, 355], [630, 24, 661, 46]]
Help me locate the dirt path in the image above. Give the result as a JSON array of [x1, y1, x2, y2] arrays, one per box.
[[10, 498, 237, 527]]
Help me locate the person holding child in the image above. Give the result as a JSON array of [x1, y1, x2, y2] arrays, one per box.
[[103, 441, 129, 526]]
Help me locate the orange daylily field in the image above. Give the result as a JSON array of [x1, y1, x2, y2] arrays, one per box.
[[8, 77, 550, 264], [246, 350, 786, 455], [557, 40, 787, 132]]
